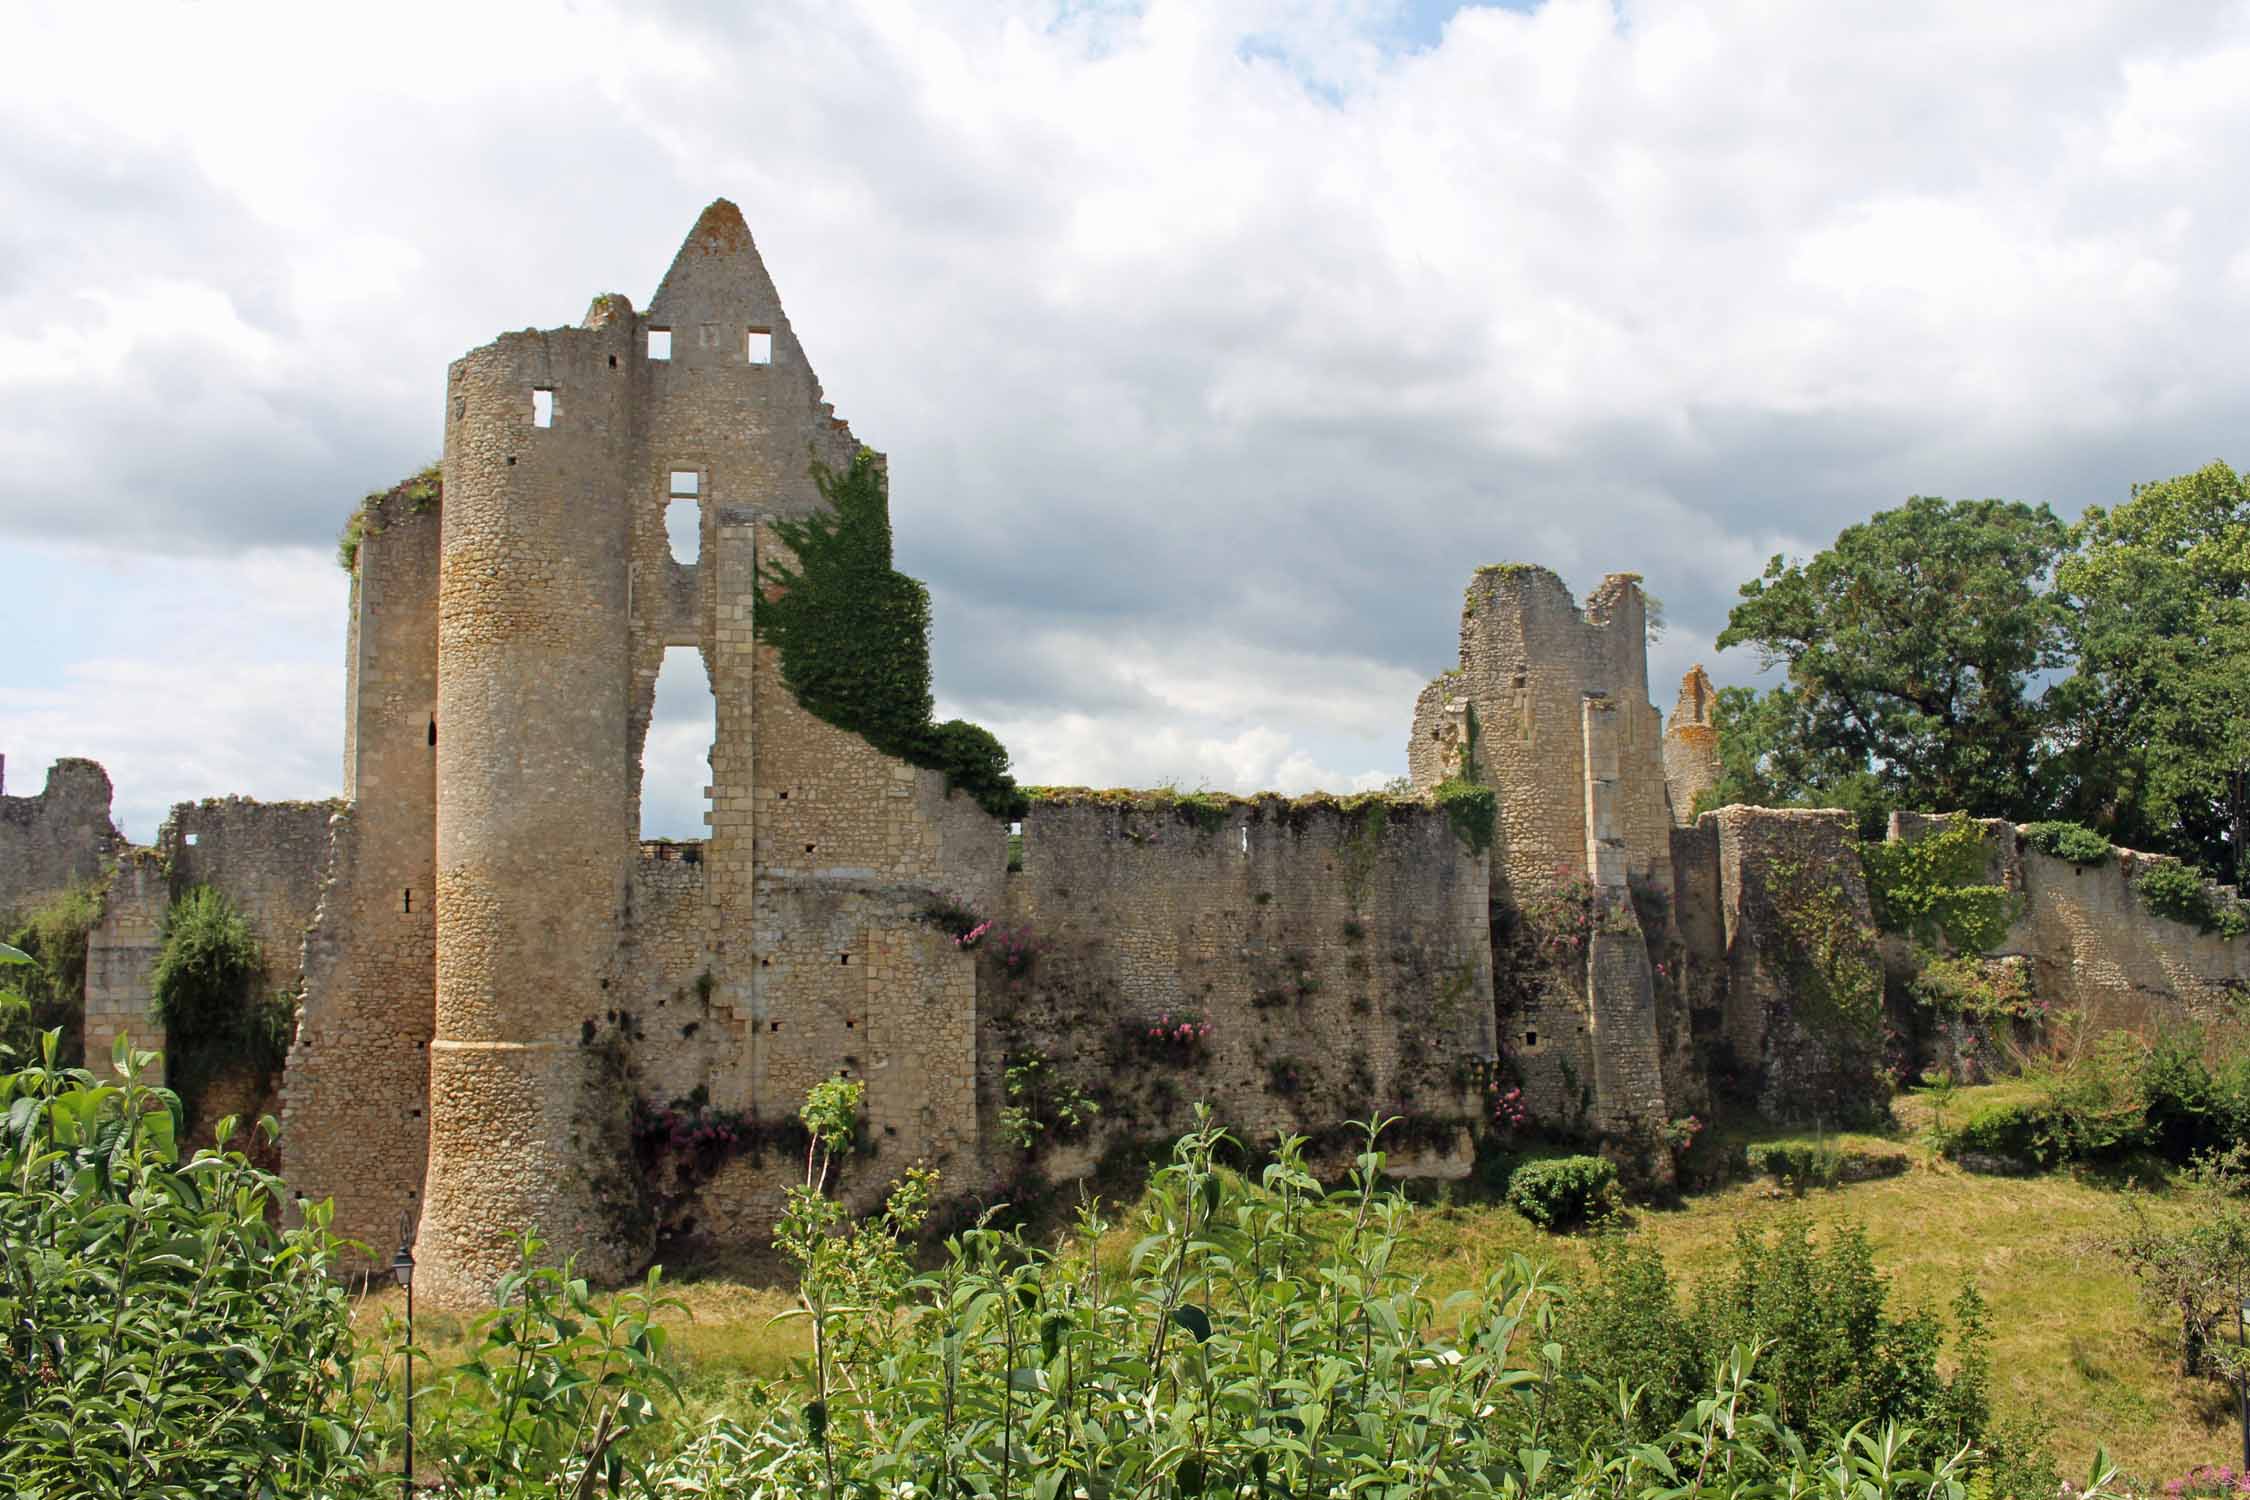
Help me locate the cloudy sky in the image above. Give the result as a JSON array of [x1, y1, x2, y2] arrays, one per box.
[[4, 0, 2247, 840]]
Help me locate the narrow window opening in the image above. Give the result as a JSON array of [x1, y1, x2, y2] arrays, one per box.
[[427, 715, 437, 748], [769, 1020, 781, 1033], [531, 388, 554, 428], [647, 328, 671, 360], [665, 501, 699, 563], [1240, 825, 1250, 855], [778, 790, 789, 801], [1525, 1030, 1537, 1047], [805, 843, 817, 854], [403, 889, 413, 913], [665, 470, 701, 564], [183, 832, 199, 847], [838, 953, 850, 966], [844, 1017, 856, 1030], [505, 455, 516, 466], [639, 646, 716, 840], [746, 327, 772, 364], [608, 354, 619, 369]]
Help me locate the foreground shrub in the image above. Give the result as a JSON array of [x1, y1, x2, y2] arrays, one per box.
[[1506, 1152, 1619, 1227], [641, 1113, 2097, 1498], [0, 1035, 389, 1496]]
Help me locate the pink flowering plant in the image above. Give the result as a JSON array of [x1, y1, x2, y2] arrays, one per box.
[[1137, 1009, 1212, 1062], [1518, 865, 1597, 959], [2161, 1465, 2250, 1496], [953, 920, 993, 951]]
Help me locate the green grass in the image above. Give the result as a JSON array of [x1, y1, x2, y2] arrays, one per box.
[[356, 1088, 2232, 1483]]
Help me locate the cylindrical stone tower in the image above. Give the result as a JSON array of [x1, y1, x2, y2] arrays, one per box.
[[417, 309, 641, 1305]]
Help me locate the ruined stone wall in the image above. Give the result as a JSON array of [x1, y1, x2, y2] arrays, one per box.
[[284, 482, 441, 1266], [1888, 813, 2250, 1026], [0, 756, 121, 919], [988, 793, 1494, 1181], [83, 848, 167, 1076], [1708, 806, 1885, 1124], [161, 796, 340, 991]]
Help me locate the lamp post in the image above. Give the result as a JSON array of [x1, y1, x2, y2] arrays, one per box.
[[392, 1213, 417, 1496]]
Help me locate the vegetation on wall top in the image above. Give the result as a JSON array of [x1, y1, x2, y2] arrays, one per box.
[[336, 461, 440, 573], [756, 448, 1027, 819]]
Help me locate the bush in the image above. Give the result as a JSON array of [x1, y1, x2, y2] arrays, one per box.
[[1746, 1139, 1843, 1191], [2135, 859, 2248, 937], [0, 1036, 389, 1495], [149, 885, 289, 1128], [1945, 1100, 2062, 1168], [1506, 1153, 1619, 1228], [2022, 820, 2114, 865], [6, 880, 101, 1064]]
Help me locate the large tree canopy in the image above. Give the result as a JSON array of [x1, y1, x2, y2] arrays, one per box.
[[1710, 496, 2073, 834], [2053, 461, 2250, 884]]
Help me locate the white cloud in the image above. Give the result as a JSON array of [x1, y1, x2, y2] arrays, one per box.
[[7, 0, 2250, 825]]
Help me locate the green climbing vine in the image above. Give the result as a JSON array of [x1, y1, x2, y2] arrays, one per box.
[[1860, 815, 2015, 953], [1338, 800, 1388, 907], [1433, 700, 1495, 855], [756, 448, 1027, 819], [1767, 858, 1883, 1040]]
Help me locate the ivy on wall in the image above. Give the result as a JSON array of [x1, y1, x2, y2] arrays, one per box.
[[757, 449, 1027, 819], [1860, 816, 2015, 953]]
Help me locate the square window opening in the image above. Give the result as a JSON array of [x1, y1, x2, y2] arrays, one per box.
[[647, 328, 672, 360], [531, 388, 554, 427], [746, 327, 772, 364]]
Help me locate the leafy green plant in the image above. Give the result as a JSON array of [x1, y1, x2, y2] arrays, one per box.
[[418, 1241, 685, 1493], [0, 1034, 391, 1495], [1862, 815, 2016, 952], [1745, 1140, 1843, 1192], [757, 448, 1027, 819], [1506, 1153, 1619, 1228], [1909, 951, 2042, 1020], [5, 882, 100, 1065], [149, 884, 289, 1128], [2022, 820, 2115, 865], [999, 1049, 1098, 1151], [2134, 859, 2248, 937]]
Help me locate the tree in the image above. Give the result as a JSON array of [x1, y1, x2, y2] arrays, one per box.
[[2117, 1146, 2250, 1401], [1713, 497, 2073, 831], [2053, 461, 2250, 885]]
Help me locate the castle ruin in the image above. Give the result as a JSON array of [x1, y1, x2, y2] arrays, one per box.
[[7, 202, 2247, 1304]]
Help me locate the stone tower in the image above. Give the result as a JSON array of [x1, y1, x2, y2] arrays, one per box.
[[1409, 565, 1672, 1141], [1662, 664, 1722, 823], [415, 200, 867, 1305]]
